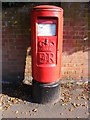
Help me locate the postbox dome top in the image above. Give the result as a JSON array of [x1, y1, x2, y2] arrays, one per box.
[[33, 5, 63, 12]]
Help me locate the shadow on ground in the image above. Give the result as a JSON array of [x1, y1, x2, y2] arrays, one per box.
[[2, 83, 32, 102]]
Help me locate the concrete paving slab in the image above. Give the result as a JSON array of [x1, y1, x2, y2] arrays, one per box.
[[1, 81, 89, 118]]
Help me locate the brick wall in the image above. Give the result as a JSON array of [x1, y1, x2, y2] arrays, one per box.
[[2, 4, 32, 83], [0, 2, 2, 85], [2, 3, 89, 83], [61, 3, 89, 80]]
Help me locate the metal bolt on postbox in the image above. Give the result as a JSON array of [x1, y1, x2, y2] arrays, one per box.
[[31, 5, 63, 104]]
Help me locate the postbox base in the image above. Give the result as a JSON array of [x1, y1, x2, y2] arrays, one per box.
[[32, 79, 60, 104]]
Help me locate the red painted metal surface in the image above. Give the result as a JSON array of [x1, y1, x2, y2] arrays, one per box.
[[31, 5, 63, 83]]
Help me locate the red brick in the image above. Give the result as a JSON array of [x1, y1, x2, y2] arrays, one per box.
[[2, 3, 88, 81]]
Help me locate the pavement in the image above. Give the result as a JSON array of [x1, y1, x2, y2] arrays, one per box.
[[0, 80, 90, 119]]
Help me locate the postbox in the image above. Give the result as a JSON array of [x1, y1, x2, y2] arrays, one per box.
[[31, 5, 63, 103]]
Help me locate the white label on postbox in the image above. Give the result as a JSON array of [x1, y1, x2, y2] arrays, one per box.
[[38, 24, 56, 36]]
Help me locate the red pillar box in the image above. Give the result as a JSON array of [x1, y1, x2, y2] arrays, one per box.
[[31, 5, 63, 103]]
